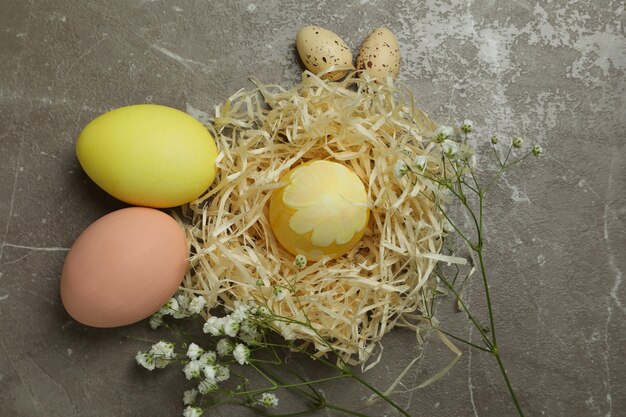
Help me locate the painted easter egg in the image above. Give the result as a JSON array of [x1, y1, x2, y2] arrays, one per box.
[[76, 104, 218, 208], [269, 160, 369, 261], [60, 207, 188, 327]]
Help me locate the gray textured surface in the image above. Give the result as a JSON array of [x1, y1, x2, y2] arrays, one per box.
[[1, 1, 625, 416]]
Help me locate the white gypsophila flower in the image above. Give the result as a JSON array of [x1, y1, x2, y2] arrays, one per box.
[[435, 125, 454, 142], [442, 140, 459, 159], [160, 297, 179, 316], [182, 388, 198, 406], [239, 331, 262, 346], [186, 343, 204, 360], [239, 319, 262, 345], [203, 316, 223, 336], [172, 299, 190, 318], [512, 137, 523, 148], [154, 357, 172, 369], [188, 296, 206, 315], [215, 364, 230, 383], [198, 351, 217, 365], [202, 364, 217, 384], [172, 310, 190, 319], [182, 405, 203, 417], [414, 155, 428, 171], [183, 360, 203, 380], [135, 351, 155, 371], [150, 341, 176, 369], [254, 306, 270, 317], [491, 135, 498, 145], [197, 379, 218, 395], [176, 292, 191, 309], [461, 119, 474, 133], [393, 160, 409, 178], [223, 316, 240, 338], [216, 338, 233, 356], [273, 287, 286, 301], [240, 320, 258, 336], [149, 312, 164, 330], [294, 254, 307, 269], [233, 343, 250, 365], [231, 301, 251, 323], [151, 341, 175, 359], [258, 392, 279, 408], [532, 144, 543, 156]]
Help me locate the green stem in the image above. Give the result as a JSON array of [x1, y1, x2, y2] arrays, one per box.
[[494, 351, 525, 417], [474, 229, 523, 415], [491, 143, 504, 167], [434, 201, 474, 247], [430, 325, 492, 353], [449, 264, 461, 286], [461, 179, 479, 195], [502, 144, 513, 166], [348, 372, 411, 417], [505, 152, 532, 169], [463, 198, 483, 250], [469, 167, 481, 193], [478, 191, 484, 245], [235, 363, 351, 396], [324, 403, 375, 417], [483, 151, 533, 195], [254, 364, 322, 403], [435, 270, 492, 348], [477, 250, 496, 346], [244, 403, 324, 417], [450, 161, 467, 204]]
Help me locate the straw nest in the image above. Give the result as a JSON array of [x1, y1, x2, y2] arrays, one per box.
[[180, 71, 450, 365]]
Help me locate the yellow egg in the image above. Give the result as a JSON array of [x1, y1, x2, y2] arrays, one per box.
[[269, 160, 369, 261], [76, 104, 218, 208]]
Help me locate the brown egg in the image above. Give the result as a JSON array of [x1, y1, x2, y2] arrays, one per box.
[[60, 207, 188, 328], [356, 27, 401, 80], [296, 25, 353, 81]]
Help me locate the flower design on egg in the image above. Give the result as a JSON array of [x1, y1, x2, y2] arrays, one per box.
[[284, 161, 368, 246], [269, 160, 369, 261]]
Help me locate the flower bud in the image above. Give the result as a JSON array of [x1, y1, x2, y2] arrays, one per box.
[[294, 254, 307, 269], [435, 125, 454, 143], [414, 155, 428, 171], [442, 140, 459, 159], [461, 119, 474, 134], [394, 160, 409, 178]]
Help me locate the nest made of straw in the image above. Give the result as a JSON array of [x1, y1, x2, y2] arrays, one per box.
[[180, 71, 450, 365]]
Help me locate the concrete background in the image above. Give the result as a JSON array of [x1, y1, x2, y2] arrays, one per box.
[[1, 0, 624, 416]]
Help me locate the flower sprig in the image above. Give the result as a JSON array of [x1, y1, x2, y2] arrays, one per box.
[[136, 296, 282, 415], [394, 120, 541, 417], [136, 288, 414, 417]]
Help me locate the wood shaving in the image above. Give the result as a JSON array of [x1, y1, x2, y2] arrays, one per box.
[[180, 71, 449, 365]]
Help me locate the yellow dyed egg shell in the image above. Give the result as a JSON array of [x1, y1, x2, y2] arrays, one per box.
[[76, 104, 218, 208], [269, 160, 369, 261]]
